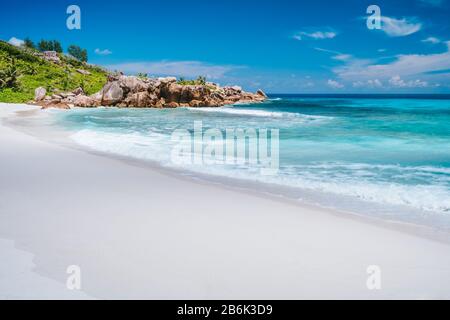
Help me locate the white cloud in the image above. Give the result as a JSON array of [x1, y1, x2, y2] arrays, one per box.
[[8, 37, 24, 47], [327, 79, 344, 89], [293, 28, 337, 40], [105, 60, 241, 79], [353, 79, 383, 88], [421, 37, 441, 44], [369, 79, 383, 87], [314, 47, 352, 61], [334, 41, 450, 81], [389, 75, 404, 87], [333, 54, 352, 61], [388, 75, 428, 87], [95, 48, 112, 56], [380, 16, 422, 37]]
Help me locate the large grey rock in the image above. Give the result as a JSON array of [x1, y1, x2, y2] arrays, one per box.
[[51, 94, 62, 101], [42, 51, 61, 64], [72, 87, 84, 96], [89, 90, 103, 104], [158, 77, 177, 85], [188, 100, 204, 107], [73, 95, 97, 107], [124, 92, 158, 108], [76, 69, 91, 75], [118, 76, 149, 94], [160, 83, 183, 103], [34, 87, 47, 101], [256, 89, 267, 98], [102, 82, 124, 105], [39, 72, 267, 109], [180, 85, 210, 103]]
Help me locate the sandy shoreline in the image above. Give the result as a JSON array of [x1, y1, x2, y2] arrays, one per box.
[[1, 103, 450, 299]]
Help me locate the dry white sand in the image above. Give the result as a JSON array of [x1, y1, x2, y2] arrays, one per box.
[[0, 103, 450, 299]]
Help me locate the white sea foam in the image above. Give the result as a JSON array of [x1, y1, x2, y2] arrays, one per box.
[[272, 172, 450, 214], [290, 162, 450, 176], [185, 107, 331, 122], [70, 129, 450, 216], [70, 129, 171, 163]]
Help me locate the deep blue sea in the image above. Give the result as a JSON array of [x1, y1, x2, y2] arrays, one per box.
[[51, 94, 450, 229]]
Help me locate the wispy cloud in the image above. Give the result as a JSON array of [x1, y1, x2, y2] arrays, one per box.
[[334, 41, 450, 81], [379, 16, 422, 37], [421, 37, 441, 44], [314, 47, 352, 61], [95, 48, 112, 56], [327, 79, 344, 89], [333, 54, 352, 61], [353, 79, 383, 88], [331, 41, 450, 90], [105, 60, 242, 79], [388, 75, 428, 87], [8, 37, 24, 47], [293, 28, 337, 40]]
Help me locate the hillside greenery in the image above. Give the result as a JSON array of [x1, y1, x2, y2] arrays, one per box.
[[67, 45, 88, 63], [38, 39, 63, 53], [0, 40, 107, 103], [177, 76, 207, 86]]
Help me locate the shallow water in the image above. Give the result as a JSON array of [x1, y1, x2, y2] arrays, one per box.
[[48, 95, 450, 230]]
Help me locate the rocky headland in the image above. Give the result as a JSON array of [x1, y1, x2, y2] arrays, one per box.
[[32, 74, 267, 109]]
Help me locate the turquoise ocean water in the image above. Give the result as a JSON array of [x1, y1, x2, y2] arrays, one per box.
[[50, 95, 450, 230]]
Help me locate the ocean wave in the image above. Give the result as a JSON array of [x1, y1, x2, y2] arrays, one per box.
[[185, 107, 332, 121], [69, 129, 450, 215], [273, 173, 450, 214], [289, 162, 450, 175], [70, 129, 171, 163]]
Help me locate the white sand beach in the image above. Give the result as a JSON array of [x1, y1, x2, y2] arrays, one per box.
[[1, 103, 450, 299]]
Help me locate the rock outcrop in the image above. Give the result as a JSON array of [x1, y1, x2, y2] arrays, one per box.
[[42, 51, 61, 64], [34, 87, 47, 101], [32, 75, 267, 109], [76, 69, 91, 75]]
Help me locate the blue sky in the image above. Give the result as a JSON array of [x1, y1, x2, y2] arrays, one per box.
[[1, 0, 449, 93]]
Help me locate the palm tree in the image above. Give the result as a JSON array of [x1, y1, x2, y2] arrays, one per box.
[[196, 76, 206, 85], [0, 58, 21, 89]]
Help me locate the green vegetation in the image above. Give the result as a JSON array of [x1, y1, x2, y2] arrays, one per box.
[[0, 57, 21, 90], [32, 39, 88, 62], [0, 40, 107, 103], [38, 39, 63, 53], [0, 41, 40, 63], [68, 45, 88, 62], [177, 75, 207, 86], [24, 38, 35, 49]]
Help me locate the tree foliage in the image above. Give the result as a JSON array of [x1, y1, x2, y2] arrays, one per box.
[[0, 58, 21, 90], [38, 39, 63, 52], [68, 45, 88, 62], [24, 38, 35, 49], [177, 76, 207, 86], [0, 40, 107, 103]]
